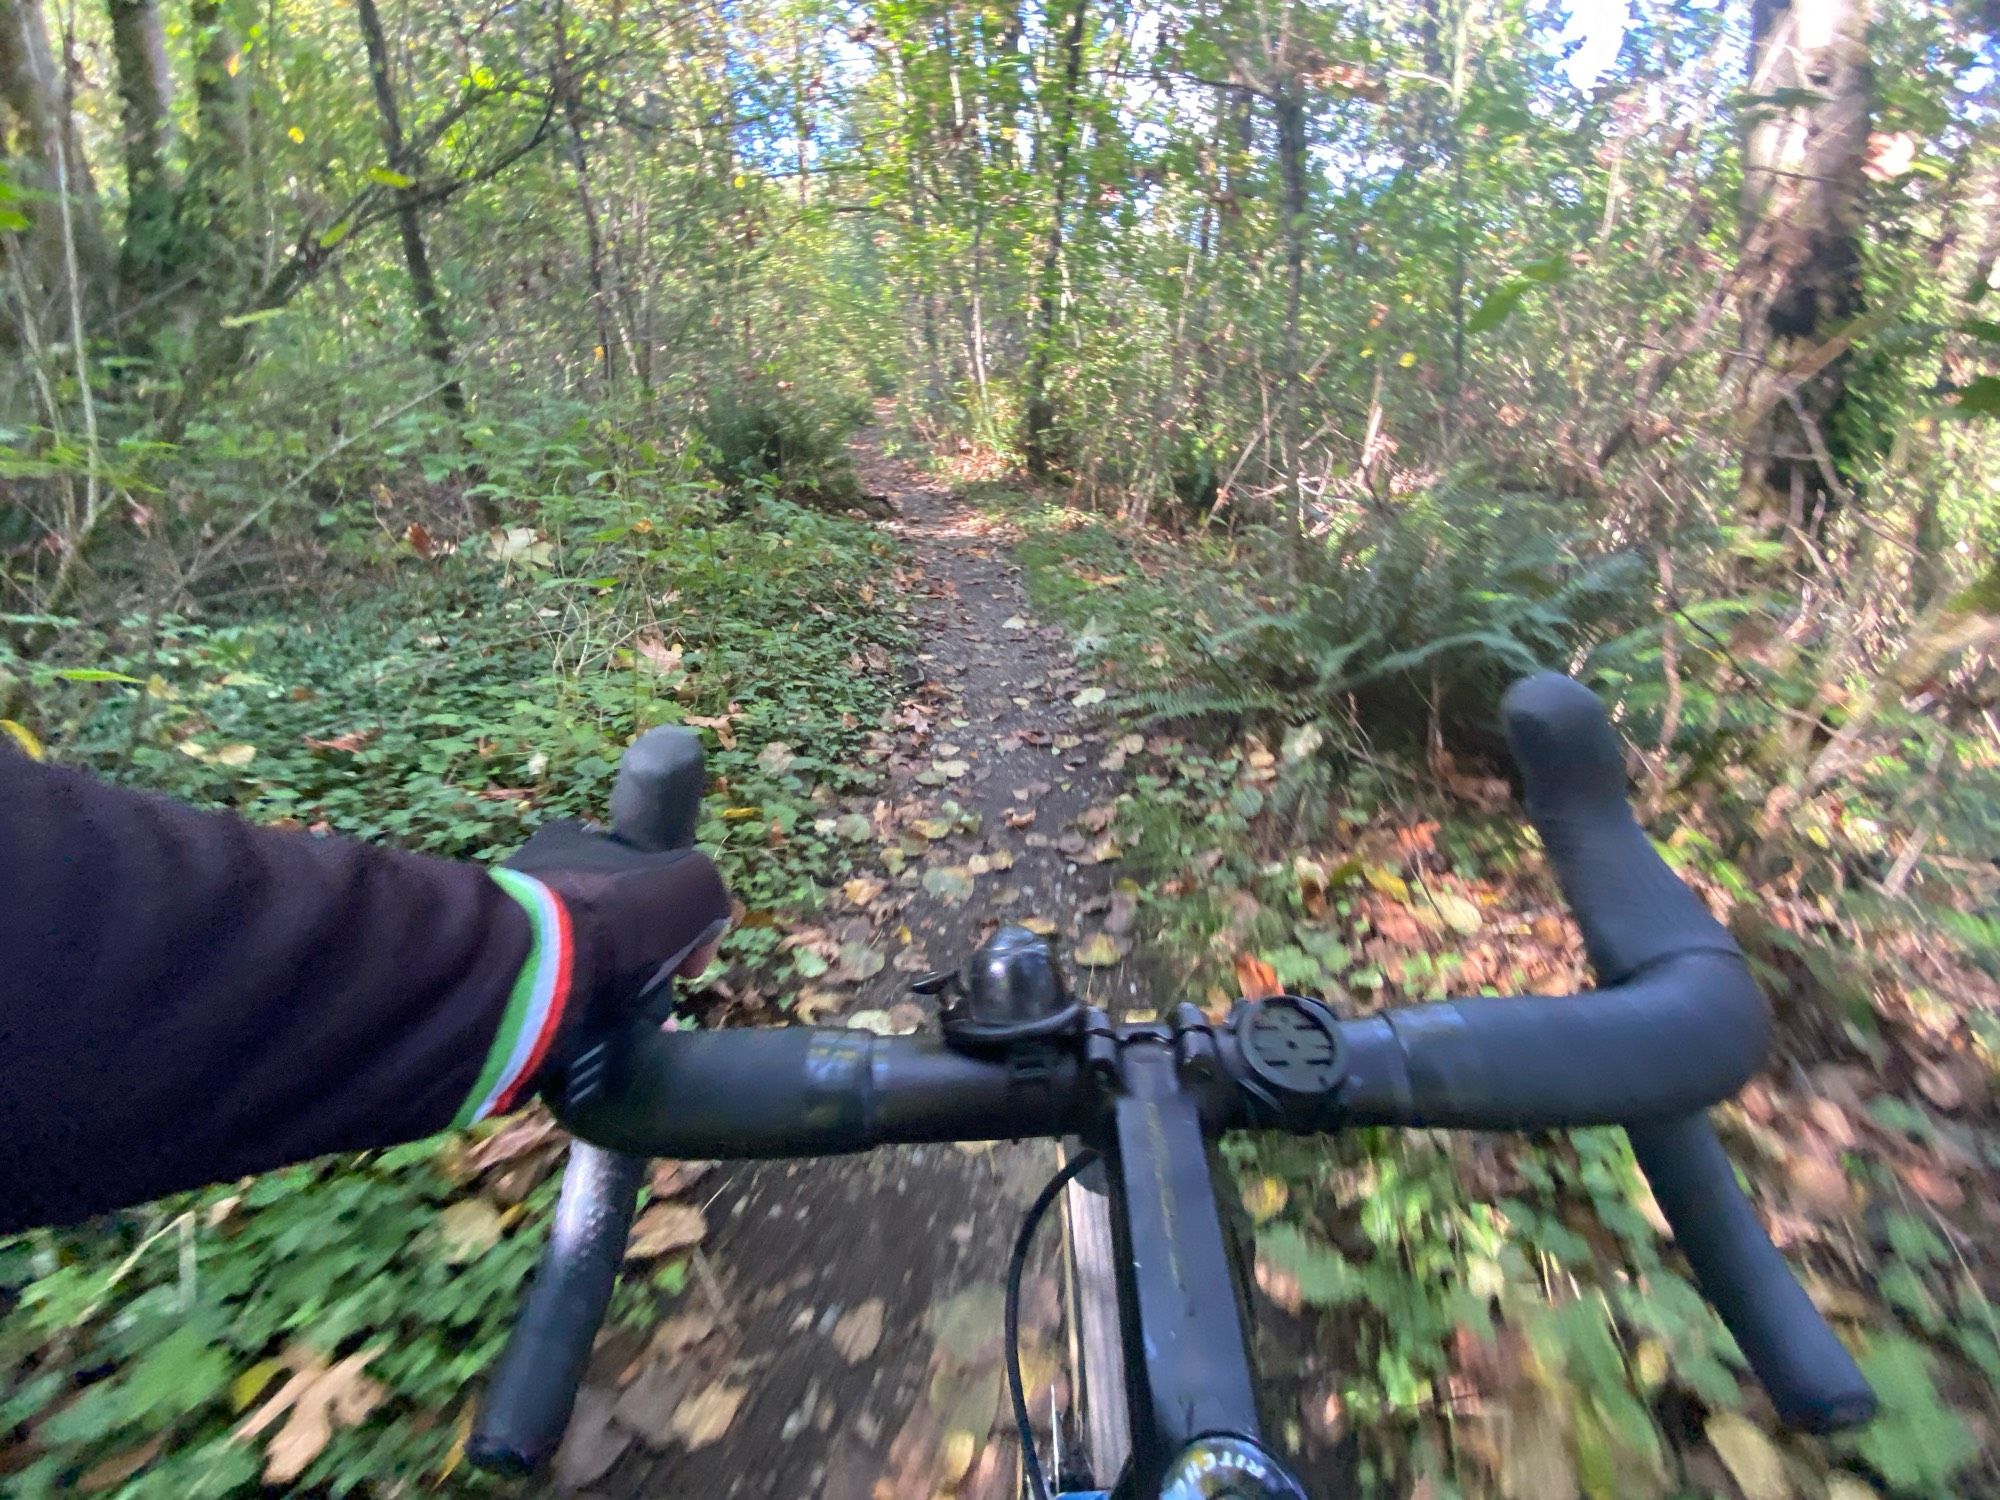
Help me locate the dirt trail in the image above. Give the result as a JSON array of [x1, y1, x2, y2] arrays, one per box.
[[565, 426, 1146, 1499]]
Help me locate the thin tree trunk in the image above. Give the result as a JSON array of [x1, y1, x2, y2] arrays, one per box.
[[1738, 0, 1873, 554], [1273, 80, 1309, 538], [356, 0, 465, 416], [1022, 0, 1086, 475], [0, 0, 109, 328], [106, 0, 174, 312]]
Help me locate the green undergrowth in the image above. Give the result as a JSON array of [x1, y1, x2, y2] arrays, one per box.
[[0, 456, 906, 1494], [985, 482, 1993, 1499]]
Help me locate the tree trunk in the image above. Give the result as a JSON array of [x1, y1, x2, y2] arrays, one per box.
[[356, 0, 464, 415], [0, 0, 110, 330], [187, 0, 249, 279], [106, 0, 174, 313], [1738, 0, 1872, 553], [1021, 0, 1086, 476], [1273, 80, 1309, 537]]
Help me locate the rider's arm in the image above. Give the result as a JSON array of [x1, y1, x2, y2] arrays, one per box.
[[0, 753, 729, 1232]]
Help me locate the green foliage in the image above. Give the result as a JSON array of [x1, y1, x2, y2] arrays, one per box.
[[1845, 1335, 1980, 1496], [694, 385, 870, 505], [0, 416, 907, 1494]]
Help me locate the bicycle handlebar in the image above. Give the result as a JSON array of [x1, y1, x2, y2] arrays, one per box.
[[470, 675, 1875, 1479]]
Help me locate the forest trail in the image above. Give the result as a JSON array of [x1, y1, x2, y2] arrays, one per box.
[[563, 421, 1152, 1499]]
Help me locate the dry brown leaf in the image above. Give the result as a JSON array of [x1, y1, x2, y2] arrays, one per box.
[[465, 1110, 560, 1173], [672, 1381, 748, 1449], [648, 1159, 715, 1199], [832, 1298, 886, 1363], [303, 729, 377, 754], [634, 633, 685, 677], [843, 876, 885, 907], [626, 1203, 707, 1259], [233, 1347, 387, 1484], [647, 1310, 719, 1360], [1235, 953, 1282, 1001], [684, 714, 738, 750], [1004, 807, 1036, 829], [78, 1435, 163, 1492]]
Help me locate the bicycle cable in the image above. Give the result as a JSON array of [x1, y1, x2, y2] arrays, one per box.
[[1008, 1147, 1102, 1500]]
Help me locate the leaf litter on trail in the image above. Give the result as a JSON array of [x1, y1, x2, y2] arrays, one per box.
[[922, 865, 975, 903], [831, 1298, 886, 1363], [673, 1382, 748, 1448], [233, 1346, 387, 1484], [1073, 933, 1128, 968], [626, 1202, 707, 1259]]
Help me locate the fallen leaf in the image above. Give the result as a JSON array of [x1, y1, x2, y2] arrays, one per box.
[[0, 719, 45, 760], [836, 941, 886, 984], [1363, 864, 1409, 900], [686, 714, 738, 750], [648, 1160, 715, 1198], [1118, 733, 1144, 755], [233, 1347, 387, 1484], [648, 1311, 719, 1360], [833, 811, 872, 842], [1022, 917, 1058, 936], [1706, 1413, 1790, 1500], [1004, 807, 1036, 829], [437, 1198, 505, 1263], [1235, 953, 1282, 1000], [673, 1382, 747, 1449], [933, 758, 970, 778], [552, 1387, 632, 1490], [795, 987, 844, 1023], [633, 633, 684, 677], [1074, 933, 1127, 968], [843, 876, 884, 906], [404, 522, 436, 558], [303, 729, 376, 753], [1002, 615, 1029, 630], [466, 1111, 560, 1172], [757, 741, 796, 774], [78, 1435, 164, 1492], [1434, 891, 1482, 936], [1104, 891, 1139, 935], [832, 1298, 886, 1363], [846, 1009, 896, 1034], [1915, 1061, 1964, 1112], [626, 1203, 707, 1259], [212, 743, 256, 767], [922, 865, 975, 903], [1242, 1176, 1289, 1223], [1072, 687, 1106, 708]]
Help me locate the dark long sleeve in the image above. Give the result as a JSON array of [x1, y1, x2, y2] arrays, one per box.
[[0, 753, 539, 1231]]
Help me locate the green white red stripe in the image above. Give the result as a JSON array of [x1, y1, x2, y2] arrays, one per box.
[[456, 869, 575, 1126]]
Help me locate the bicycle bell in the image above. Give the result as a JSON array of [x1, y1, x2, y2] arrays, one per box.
[[929, 924, 1084, 1051]]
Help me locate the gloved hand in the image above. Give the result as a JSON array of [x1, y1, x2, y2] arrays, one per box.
[[503, 819, 731, 1100]]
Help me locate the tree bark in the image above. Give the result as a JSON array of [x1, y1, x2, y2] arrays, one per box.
[[355, 0, 465, 416], [106, 0, 174, 311], [1738, 0, 1873, 552], [1273, 79, 1309, 537], [1021, 0, 1086, 476], [0, 0, 110, 328]]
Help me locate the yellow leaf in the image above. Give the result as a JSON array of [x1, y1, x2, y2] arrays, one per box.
[[212, 742, 256, 767], [231, 1358, 285, 1412], [1363, 864, 1409, 900], [1074, 932, 1124, 967], [0, 719, 44, 760], [1704, 1413, 1791, 1500], [436, 1198, 504, 1263], [722, 805, 763, 821], [1242, 1176, 1289, 1222], [672, 1381, 746, 1448], [939, 1429, 977, 1484], [435, 1403, 472, 1484], [225, 51, 240, 77], [287, 126, 305, 143], [1022, 916, 1058, 936], [1434, 891, 1482, 936], [831, 1298, 885, 1363], [1398, 351, 1418, 367]]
